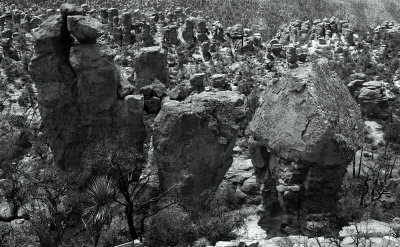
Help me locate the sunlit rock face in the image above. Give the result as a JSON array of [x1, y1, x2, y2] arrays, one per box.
[[249, 59, 363, 236]]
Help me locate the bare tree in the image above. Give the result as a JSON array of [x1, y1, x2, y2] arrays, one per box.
[[0, 125, 92, 246], [359, 147, 396, 206]]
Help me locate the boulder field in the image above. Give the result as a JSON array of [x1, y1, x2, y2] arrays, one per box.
[[25, 3, 367, 236]]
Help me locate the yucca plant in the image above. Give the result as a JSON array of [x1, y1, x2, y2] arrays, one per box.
[[82, 176, 115, 247]]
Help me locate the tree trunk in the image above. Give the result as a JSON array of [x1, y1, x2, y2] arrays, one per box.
[[126, 204, 139, 241], [93, 226, 101, 247], [358, 147, 363, 178]]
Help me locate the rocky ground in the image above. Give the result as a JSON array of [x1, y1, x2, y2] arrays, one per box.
[[1, 2, 400, 247]]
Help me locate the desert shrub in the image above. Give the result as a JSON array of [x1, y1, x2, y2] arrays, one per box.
[[236, 58, 264, 96], [383, 118, 400, 146], [389, 59, 400, 75], [18, 87, 32, 107], [0, 57, 26, 84], [144, 207, 195, 246], [237, 79, 256, 96], [32, 139, 48, 159], [144, 192, 245, 246], [358, 49, 373, 74], [0, 70, 6, 91], [328, 60, 355, 81], [16, 128, 32, 149], [1, 57, 17, 83], [339, 144, 399, 229], [390, 98, 400, 121], [215, 184, 244, 210], [98, 216, 130, 247], [364, 135, 374, 144], [0, 154, 94, 246], [193, 208, 245, 244], [327, 49, 357, 82], [338, 179, 364, 223], [0, 124, 33, 160], [384, 189, 400, 226]]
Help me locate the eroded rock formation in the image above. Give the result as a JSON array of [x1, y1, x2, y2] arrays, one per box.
[[249, 59, 363, 236], [28, 7, 145, 169], [4, 1, 400, 245], [356, 81, 390, 119], [153, 91, 246, 197], [134, 46, 168, 89]]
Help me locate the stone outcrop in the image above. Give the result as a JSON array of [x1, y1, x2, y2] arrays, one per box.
[[347, 76, 392, 119], [249, 59, 363, 236], [153, 91, 246, 197], [189, 73, 205, 88], [28, 5, 146, 169], [67, 15, 103, 43], [168, 81, 195, 101], [211, 74, 229, 89], [357, 81, 390, 119], [121, 12, 133, 46], [196, 18, 208, 43], [140, 79, 167, 114], [230, 24, 244, 56], [164, 25, 179, 45], [180, 17, 195, 47], [134, 46, 168, 89]]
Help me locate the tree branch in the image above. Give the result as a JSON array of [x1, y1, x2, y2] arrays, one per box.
[[0, 212, 29, 222]]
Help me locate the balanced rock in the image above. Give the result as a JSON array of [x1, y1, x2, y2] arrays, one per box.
[[211, 74, 228, 89], [249, 59, 363, 236], [286, 45, 298, 63], [67, 15, 103, 43], [190, 73, 206, 87], [60, 3, 83, 18], [196, 18, 208, 42], [357, 81, 389, 119], [108, 8, 118, 24], [181, 17, 195, 46]]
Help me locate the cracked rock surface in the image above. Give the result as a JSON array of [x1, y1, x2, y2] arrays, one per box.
[[28, 7, 145, 169], [249, 58, 363, 235], [153, 91, 246, 197]]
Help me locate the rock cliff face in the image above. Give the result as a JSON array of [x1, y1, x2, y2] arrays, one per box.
[[28, 9, 145, 169], [249, 59, 363, 235], [153, 91, 246, 197]]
